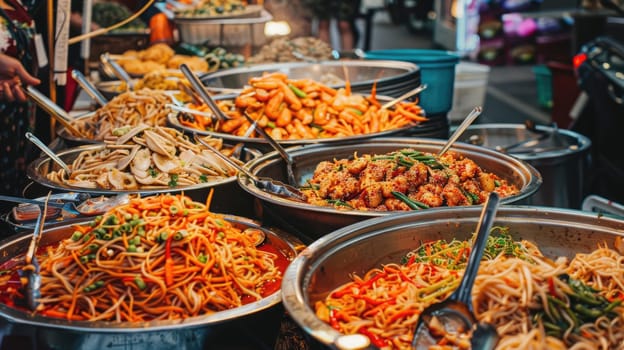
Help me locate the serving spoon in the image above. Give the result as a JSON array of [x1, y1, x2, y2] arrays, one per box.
[[411, 192, 501, 349], [241, 111, 299, 187], [438, 106, 482, 157], [25, 132, 72, 177], [194, 134, 307, 202], [22, 191, 51, 310]]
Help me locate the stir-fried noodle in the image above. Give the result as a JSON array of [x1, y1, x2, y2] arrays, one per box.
[[4, 194, 284, 322], [315, 228, 624, 349]]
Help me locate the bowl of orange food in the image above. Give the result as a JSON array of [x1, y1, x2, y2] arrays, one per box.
[[282, 206, 624, 349], [239, 138, 541, 240], [166, 73, 447, 152], [0, 193, 303, 350]]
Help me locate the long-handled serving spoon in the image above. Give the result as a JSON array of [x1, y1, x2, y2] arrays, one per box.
[[411, 192, 501, 350]]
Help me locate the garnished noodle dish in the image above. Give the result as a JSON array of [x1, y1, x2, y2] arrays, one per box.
[[0, 194, 289, 321], [46, 125, 237, 190], [301, 149, 518, 210], [314, 228, 624, 349]]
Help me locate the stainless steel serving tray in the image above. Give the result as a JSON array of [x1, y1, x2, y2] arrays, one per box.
[[239, 138, 542, 241], [199, 60, 421, 96], [281, 206, 624, 348], [0, 216, 302, 350]]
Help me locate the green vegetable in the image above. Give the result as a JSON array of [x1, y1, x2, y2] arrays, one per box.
[[391, 191, 429, 209], [327, 199, 353, 208], [71, 231, 83, 241], [134, 276, 147, 290], [168, 174, 179, 187], [288, 84, 307, 98]]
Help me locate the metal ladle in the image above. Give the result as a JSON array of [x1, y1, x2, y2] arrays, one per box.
[[22, 191, 51, 310], [193, 134, 307, 202], [241, 111, 299, 187], [411, 192, 501, 350], [438, 106, 482, 157]]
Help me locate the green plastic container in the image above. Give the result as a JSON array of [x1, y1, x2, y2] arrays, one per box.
[[364, 49, 460, 115], [533, 65, 553, 109]]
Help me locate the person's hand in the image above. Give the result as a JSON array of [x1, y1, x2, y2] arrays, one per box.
[[0, 53, 40, 102]]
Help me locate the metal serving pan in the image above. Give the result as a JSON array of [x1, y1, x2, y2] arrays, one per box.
[[239, 138, 542, 241], [166, 95, 439, 152], [0, 215, 302, 350], [199, 60, 421, 97], [281, 206, 624, 348], [26, 144, 261, 217]]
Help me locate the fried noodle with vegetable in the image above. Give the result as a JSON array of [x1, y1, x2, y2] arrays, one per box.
[[2, 193, 285, 322], [72, 89, 172, 141], [315, 227, 624, 349], [178, 72, 427, 140], [301, 149, 518, 211]]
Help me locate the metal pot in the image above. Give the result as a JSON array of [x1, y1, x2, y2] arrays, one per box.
[[240, 138, 541, 242], [281, 206, 624, 348], [26, 144, 262, 218], [0, 216, 302, 350], [460, 123, 591, 208], [166, 95, 445, 153], [200, 60, 421, 98]]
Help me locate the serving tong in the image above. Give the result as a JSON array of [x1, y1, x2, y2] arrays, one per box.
[[71, 69, 108, 107], [411, 192, 500, 349], [193, 134, 306, 202], [241, 112, 299, 187], [179, 63, 230, 122], [101, 52, 135, 91], [25, 86, 85, 138]]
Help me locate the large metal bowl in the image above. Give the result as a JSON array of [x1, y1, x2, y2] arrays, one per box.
[[280, 206, 624, 348], [26, 144, 261, 217], [240, 138, 542, 241], [166, 95, 446, 152], [0, 216, 302, 350], [200, 60, 421, 97]]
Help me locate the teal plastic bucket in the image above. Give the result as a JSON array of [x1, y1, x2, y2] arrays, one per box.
[[364, 49, 460, 114]]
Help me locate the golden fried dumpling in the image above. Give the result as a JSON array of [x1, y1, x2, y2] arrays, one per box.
[[167, 55, 208, 72]]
